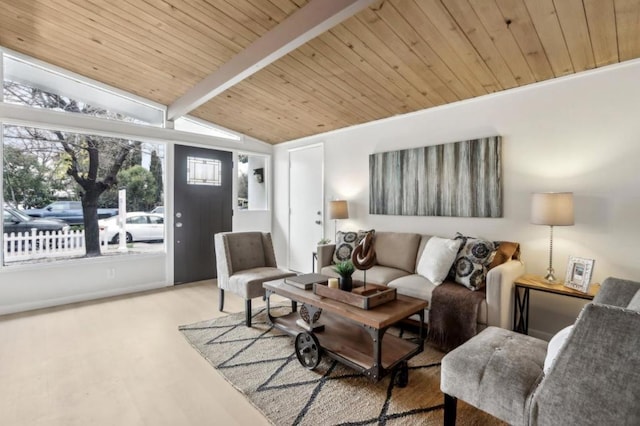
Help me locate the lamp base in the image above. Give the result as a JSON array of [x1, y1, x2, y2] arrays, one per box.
[[544, 268, 556, 282]]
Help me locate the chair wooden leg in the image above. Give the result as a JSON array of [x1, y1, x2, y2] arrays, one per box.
[[245, 299, 252, 327], [218, 288, 224, 312], [444, 394, 457, 426]]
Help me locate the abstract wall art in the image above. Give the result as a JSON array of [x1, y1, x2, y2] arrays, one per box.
[[369, 136, 502, 217]]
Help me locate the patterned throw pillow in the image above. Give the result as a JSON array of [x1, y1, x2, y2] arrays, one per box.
[[449, 233, 497, 290], [333, 230, 374, 264]]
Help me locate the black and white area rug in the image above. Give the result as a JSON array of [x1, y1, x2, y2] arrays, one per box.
[[179, 306, 503, 425]]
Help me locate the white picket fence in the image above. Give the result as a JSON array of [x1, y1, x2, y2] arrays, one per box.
[[3, 228, 109, 262]]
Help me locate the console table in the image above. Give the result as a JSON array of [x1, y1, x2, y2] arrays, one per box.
[[513, 274, 600, 334]]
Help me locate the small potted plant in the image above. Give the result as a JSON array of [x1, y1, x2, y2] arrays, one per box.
[[334, 260, 355, 292]]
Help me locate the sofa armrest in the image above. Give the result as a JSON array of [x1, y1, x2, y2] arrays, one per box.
[[317, 244, 335, 271], [485, 259, 525, 329], [530, 303, 640, 425], [593, 276, 640, 307]]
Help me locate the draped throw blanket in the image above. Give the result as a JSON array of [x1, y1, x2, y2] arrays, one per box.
[[427, 282, 486, 352], [428, 241, 521, 352]]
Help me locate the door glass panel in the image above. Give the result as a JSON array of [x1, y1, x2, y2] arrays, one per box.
[[187, 156, 221, 186]]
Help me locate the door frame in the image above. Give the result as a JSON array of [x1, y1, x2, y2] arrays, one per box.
[[167, 141, 237, 285], [287, 142, 324, 271]]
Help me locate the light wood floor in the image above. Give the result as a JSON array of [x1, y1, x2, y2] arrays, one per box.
[[0, 281, 276, 426]]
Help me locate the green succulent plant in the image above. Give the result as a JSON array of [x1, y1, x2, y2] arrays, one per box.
[[318, 238, 331, 245], [333, 260, 355, 277]]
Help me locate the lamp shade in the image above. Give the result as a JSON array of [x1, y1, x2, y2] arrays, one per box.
[[531, 192, 574, 226], [329, 200, 349, 220]]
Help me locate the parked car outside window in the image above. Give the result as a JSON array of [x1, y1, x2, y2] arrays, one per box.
[[150, 206, 164, 214], [3, 206, 70, 235], [98, 212, 164, 244], [24, 201, 118, 225]]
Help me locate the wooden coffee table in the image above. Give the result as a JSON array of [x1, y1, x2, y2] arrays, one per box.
[[263, 279, 428, 386]]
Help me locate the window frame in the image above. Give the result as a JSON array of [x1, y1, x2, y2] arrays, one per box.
[[236, 151, 270, 212]]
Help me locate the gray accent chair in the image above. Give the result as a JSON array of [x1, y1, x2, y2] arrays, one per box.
[[440, 277, 640, 425], [214, 231, 296, 327]]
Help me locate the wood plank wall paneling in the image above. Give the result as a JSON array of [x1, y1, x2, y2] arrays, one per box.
[[0, 0, 639, 143]]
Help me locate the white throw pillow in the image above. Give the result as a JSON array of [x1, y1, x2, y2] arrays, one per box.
[[627, 290, 640, 311], [416, 237, 462, 285], [543, 325, 574, 374]]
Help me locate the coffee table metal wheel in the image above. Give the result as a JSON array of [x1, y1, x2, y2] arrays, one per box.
[[295, 332, 321, 369]]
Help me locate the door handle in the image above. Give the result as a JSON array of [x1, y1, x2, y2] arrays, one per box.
[[315, 220, 321, 225]]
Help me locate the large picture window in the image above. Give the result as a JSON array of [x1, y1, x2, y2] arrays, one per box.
[[2, 124, 165, 265]]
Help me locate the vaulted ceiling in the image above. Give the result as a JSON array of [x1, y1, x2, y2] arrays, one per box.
[[1, 0, 639, 144]]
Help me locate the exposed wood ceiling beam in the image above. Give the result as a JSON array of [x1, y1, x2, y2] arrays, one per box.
[[167, 0, 376, 121]]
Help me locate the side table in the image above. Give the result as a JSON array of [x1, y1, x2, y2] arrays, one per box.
[[513, 274, 600, 334]]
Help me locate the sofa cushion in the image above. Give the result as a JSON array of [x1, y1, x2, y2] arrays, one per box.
[[388, 274, 436, 301], [333, 230, 374, 264], [416, 236, 461, 285], [374, 232, 421, 273], [450, 233, 497, 290], [320, 265, 408, 285], [544, 325, 573, 374], [387, 275, 488, 325]]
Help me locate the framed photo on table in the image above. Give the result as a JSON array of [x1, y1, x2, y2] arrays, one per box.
[[564, 256, 595, 293]]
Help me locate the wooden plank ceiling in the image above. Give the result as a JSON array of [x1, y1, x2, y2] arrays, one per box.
[[1, 0, 639, 144]]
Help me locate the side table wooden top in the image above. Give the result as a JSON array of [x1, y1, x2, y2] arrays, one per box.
[[515, 274, 600, 300]]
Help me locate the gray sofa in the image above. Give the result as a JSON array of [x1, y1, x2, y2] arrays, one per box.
[[441, 276, 640, 425], [317, 231, 524, 329]]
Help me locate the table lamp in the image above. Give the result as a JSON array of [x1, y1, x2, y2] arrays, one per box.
[[329, 200, 349, 241], [531, 192, 574, 281]]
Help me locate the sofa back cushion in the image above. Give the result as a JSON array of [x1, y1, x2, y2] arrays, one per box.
[[225, 232, 266, 272], [374, 232, 421, 273]]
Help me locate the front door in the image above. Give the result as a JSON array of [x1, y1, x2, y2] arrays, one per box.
[[174, 144, 232, 284], [289, 144, 324, 273]]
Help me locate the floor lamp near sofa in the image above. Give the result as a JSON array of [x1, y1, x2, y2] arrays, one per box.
[[531, 192, 574, 281], [329, 200, 349, 242]]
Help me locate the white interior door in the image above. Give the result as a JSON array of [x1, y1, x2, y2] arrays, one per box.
[[289, 144, 323, 273]]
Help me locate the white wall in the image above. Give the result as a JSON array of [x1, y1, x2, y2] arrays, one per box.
[[273, 59, 640, 339]]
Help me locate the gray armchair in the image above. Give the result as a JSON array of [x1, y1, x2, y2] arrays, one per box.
[[440, 276, 640, 425], [214, 231, 296, 327]]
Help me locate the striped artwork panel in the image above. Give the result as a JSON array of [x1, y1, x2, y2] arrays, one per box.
[[369, 136, 502, 217]]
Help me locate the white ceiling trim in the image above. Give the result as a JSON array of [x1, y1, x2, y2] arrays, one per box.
[[167, 0, 376, 120]]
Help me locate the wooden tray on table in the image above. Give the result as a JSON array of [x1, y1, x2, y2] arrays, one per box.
[[313, 282, 396, 310]]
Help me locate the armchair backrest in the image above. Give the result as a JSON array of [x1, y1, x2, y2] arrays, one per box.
[[593, 276, 640, 307], [529, 278, 640, 425], [215, 232, 277, 277]]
